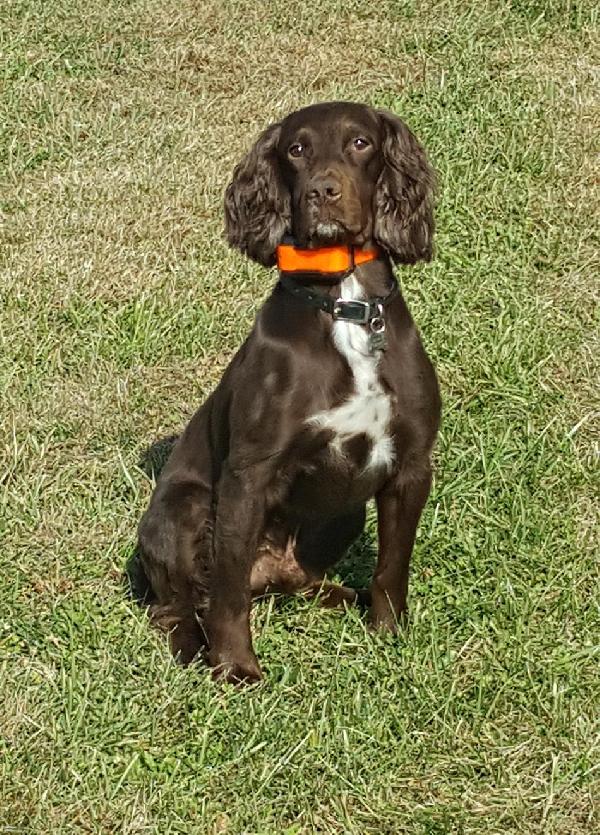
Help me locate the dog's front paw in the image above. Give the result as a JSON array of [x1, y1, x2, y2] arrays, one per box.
[[208, 650, 263, 686], [368, 605, 408, 634]]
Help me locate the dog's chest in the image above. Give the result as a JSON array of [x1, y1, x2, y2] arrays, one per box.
[[308, 276, 395, 473]]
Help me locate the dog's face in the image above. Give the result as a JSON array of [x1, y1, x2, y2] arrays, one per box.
[[277, 102, 384, 248], [225, 101, 435, 267]]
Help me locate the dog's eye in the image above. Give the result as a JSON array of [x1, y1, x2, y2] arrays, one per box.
[[288, 143, 304, 158], [352, 137, 370, 151]]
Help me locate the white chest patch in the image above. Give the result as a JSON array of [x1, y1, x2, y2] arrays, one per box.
[[308, 274, 395, 473]]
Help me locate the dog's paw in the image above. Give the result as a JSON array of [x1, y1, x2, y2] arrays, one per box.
[[208, 651, 263, 686], [368, 606, 407, 635]]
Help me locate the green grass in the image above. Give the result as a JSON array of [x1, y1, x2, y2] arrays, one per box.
[[1, 0, 599, 832]]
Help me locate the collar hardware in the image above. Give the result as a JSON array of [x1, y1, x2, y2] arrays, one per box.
[[332, 299, 371, 324], [278, 272, 398, 326], [276, 240, 398, 351]]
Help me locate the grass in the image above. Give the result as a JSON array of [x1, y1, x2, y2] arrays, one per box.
[[1, 0, 599, 831]]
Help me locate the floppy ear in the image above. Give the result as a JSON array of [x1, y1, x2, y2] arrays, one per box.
[[373, 110, 435, 264], [224, 122, 291, 267]]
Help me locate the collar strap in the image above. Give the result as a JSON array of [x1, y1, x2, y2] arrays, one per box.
[[279, 273, 398, 324], [276, 242, 380, 274]]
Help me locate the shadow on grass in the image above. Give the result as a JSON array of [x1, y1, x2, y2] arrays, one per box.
[[334, 530, 377, 590], [137, 434, 179, 479], [124, 435, 179, 605]]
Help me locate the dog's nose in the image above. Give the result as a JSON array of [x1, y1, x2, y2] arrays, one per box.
[[307, 174, 342, 203]]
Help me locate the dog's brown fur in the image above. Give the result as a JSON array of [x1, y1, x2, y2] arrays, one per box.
[[138, 102, 441, 683]]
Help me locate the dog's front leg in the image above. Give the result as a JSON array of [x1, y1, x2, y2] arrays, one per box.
[[370, 472, 432, 631], [203, 462, 269, 684]]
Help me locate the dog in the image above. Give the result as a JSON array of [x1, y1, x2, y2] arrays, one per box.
[[137, 101, 441, 683]]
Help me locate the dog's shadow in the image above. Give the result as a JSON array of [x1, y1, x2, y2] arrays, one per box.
[[124, 435, 179, 605], [125, 434, 376, 603], [138, 434, 179, 480], [333, 531, 377, 591]]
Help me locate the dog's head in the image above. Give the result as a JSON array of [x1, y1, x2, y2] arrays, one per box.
[[225, 101, 435, 267]]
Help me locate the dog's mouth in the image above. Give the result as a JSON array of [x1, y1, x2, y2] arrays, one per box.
[[305, 217, 364, 248], [313, 220, 346, 243]]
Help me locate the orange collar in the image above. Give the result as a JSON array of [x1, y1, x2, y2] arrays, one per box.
[[276, 242, 380, 274]]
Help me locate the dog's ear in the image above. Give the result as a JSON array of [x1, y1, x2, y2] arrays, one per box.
[[224, 122, 291, 267], [373, 110, 435, 265]]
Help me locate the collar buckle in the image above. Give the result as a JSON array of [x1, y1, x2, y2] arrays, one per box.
[[332, 299, 371, 324]]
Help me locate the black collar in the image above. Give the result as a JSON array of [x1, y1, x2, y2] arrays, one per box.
[[278, 272, 398, 325]]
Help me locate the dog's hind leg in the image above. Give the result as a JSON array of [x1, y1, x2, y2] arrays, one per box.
[[138, 480, 213, 664], [148, 603, 206, 665], [251, 509, 370, 609]]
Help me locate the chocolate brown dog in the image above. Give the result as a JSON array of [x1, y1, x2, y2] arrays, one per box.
[[138, 101, 441, 683]]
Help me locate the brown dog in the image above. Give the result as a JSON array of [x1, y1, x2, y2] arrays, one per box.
[[138, 101, 441, 683]]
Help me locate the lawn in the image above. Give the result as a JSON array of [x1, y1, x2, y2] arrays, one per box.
[[1, 1, 598, 832]]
